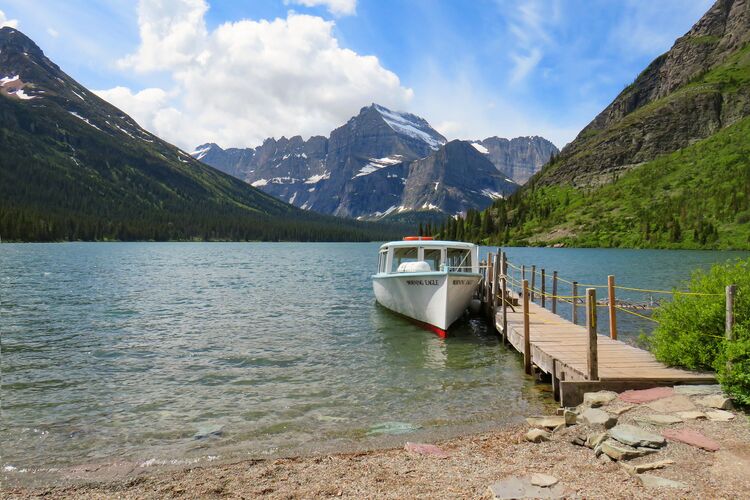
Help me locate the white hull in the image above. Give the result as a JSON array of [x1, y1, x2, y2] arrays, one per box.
[[372, 272, 481, 332]]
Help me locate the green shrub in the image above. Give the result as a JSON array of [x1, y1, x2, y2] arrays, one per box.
[[648, 258, 750, 402], [717, 325, 750, 406]]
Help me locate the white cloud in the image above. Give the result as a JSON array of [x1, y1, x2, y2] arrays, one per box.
[[0, 10, 19, 28], [609, 0, 714, 57], [411, 61, 581, 149], [285, 0, 356, 16], [47, 27, 59, 37], [503, 0, 559, 85], [98, 1, 411, 149]]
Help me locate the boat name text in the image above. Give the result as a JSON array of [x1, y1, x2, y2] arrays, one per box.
[[406, 279, 439, 286]]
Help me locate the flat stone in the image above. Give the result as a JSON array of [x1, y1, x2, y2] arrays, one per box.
[[636, 414, 684, 426], [583, 390, 618, 408], [404, 442, 449, 458], [585, 432, 608, 449], [696, 394, 733, 410], [193, 424, 223, 440], [621, 459, 675, 475], [525, 428, 552, 443], [570, 436, 586, 446], [609, 424, 666, 448], [646, 395, 696, 413], [488, 476, 569, 499], [676, 411, 707, 420], [563, 409, 577, 425], [600, 439, 658, 461], [619, 387, 674, 404], [662, 428, 720, 452], [611, 404, 635, 415], [530, 473, 558, 487], [705, 409, 735, 422], [526, 416, 566, 429], [638, 474, 688, 489], [579, 408, 617, 429], [674, 384, 723, 395]]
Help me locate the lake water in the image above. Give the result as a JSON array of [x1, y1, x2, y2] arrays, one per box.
[[1, 243, 746, 480]]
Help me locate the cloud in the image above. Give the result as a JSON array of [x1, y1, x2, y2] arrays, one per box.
[[98, 0, 410, 149], [47, 27, 59, 37], [609, 0, 714, 58], [503, 0, 558, 85], [0, 9, 19, 28], [284, 0, 356, 16], [410, 61, 581, 149]]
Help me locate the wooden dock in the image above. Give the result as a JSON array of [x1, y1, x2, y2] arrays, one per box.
[[479, 251, 717, 407]]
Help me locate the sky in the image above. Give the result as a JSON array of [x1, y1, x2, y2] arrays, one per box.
[[0, 0, 714, 150]]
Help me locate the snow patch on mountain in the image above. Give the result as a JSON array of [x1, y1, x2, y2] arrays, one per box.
[[353, 155, 403, 178], [68, 111, 101, 130], [0, 74, 20, 85], [373, 104, 445, 150], [481, 188, 504, 199], [304, 171, 330, 184], [191, 145, 212, 160], [471, 142, 489, 154]]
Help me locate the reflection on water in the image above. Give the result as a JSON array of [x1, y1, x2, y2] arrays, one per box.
[[1, 243, 744, 480]]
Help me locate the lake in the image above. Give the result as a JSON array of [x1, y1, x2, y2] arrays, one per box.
[[1, 243, 746, 479]]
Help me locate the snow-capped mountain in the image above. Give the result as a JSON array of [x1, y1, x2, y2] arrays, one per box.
[[194, 104, 522, 218]]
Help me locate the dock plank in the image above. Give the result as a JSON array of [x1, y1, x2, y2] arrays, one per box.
[[495, 297, 715, 405]]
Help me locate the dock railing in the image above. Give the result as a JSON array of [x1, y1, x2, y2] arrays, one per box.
[[478, 248, 737, 389]]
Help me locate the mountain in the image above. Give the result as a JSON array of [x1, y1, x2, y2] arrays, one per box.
[[196, 104, 531, 219], [539, 0, 750, 187], [0, 27, 404, 242], [469, 136, 558, 184], [443, 0, 750, 249]]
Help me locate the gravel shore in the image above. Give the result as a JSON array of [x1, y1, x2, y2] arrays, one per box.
[[5, 386, 750, 500]]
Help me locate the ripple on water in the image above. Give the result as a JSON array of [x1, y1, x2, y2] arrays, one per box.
[[3, 242, 740, 477]]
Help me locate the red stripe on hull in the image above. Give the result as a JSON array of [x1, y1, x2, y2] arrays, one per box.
[[404, 315, 447, 338], [376, 303, 448, 338]]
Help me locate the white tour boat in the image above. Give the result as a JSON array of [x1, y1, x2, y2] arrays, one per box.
[[372, 237, 482, 337]]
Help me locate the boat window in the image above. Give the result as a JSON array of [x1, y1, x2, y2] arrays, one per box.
[[392, 247, 418, 272], [423, 248, 441, 271], [446, 248, 471, 271], [378, 251, 387, 273]]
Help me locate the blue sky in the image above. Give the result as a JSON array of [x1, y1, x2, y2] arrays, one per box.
[[0, 0, 713, 149]]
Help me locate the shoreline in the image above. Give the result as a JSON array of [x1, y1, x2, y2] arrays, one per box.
[[5, 387, 750, 499]]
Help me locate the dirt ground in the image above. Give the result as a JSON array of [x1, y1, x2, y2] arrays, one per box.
[[5, 395, 750, 500]]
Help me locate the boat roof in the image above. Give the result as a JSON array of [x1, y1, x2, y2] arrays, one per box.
[[379, 240, 476, 250]]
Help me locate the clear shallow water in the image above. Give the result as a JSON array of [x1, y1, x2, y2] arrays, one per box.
[[1, 243, 746, 478]]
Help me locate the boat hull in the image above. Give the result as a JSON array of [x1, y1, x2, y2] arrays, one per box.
[[372, 272, 481, 334]]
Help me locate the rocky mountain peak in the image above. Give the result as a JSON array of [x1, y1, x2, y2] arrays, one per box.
[[540, 0, 750, 187]]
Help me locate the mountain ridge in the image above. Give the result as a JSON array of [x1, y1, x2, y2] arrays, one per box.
[[442, 0, 750, 250], [0, 26, 405, 242], [195, 106, 557, 219]]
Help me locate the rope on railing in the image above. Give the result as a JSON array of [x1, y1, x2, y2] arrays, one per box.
[[501, 261, 722, 298]]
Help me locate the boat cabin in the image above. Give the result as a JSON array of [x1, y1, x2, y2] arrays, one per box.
[[376, 239, 479, 275]]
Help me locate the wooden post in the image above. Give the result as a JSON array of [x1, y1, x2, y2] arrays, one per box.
[[531, 265, 536, 302], [572, 281, 578, 325], [501, 275, 508, 344], [726, 284, 736, 340], [486, 253, 493, 309], [552, 271, 558, 314], [586, 287, 598, 381], [521, 265, 526, 293], [541, 268, 546, 308], [492, 252, 500, 315], [608, 275, 617, 340], [523, 279, 531, 374]]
